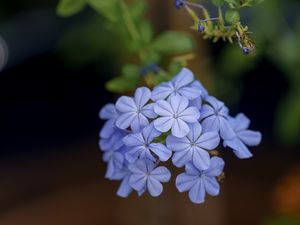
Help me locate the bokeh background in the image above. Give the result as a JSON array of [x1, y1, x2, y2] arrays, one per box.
[[0, 0, 300, 225]]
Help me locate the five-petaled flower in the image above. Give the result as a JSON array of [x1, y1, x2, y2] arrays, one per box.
[[200, 96, 235, 140], [167, 122, 220, 170], [223, 113, 262, 159], [116, 87, 157, 132], [128, 159, 171, 197], [123, 123, 172, 163], [176, 157, 225, 204], [99, 103, 119, 139], [151, 68, 202, 101], [154, 95, 200, 138]]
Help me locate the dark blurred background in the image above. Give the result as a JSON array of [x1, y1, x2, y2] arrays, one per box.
[[0, 1, 299, 225]]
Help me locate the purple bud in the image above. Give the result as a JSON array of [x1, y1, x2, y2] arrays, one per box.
[[242, 47, 251, 55], [198, 24, 205, 33], [174, 0, 184, 10]]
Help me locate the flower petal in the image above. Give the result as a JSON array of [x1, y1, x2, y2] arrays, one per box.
[[203, 176, 220, 196], [116, 112, 136, 130], [154, 116, 174, 132], [172, 68, 194, 89], [100, 119, 115, 139], [185, 163, 201, 175], [219, 117, 236, 140], [188, 179, 206, 204], [238, 130, 262, 146], [131, 113, 149, 132], [192, 147, 211, 170], [201, 116, 220, 133], [147, 177, 163, 197], [176, 173, 198, 192], [154, 100, 173, 116], [179, 107, 200, 123], [125, 146, 145, 163], [151, 82, 173, 101], [117, 175, 133, 198], [150, 166, 171, 182], [169, 95, 189, 114], [166, 135, 190, 151], [123, 133, 145, 147], [204, 157, 225, 177], [116, 96, 137, 112], [200, 104, 214, 120], [223, 138, 253, 159], [191, 80, 208, 97], [196, 132, 220, 150], [187, 122, 202, 142], [178, 86, 201, 100], [171, 118, 190, 138], [129, 174, 147, 191], [149, 143, 172, 161], [134, 87, 151, 109], [141, 103, 157, 118], [99, 103, 117, 120], [231, 113, 250, 131], [172, 149, 193, 167], [142, 123, 161, 144]]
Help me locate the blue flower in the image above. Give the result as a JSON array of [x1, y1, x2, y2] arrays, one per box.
[[167, 122, 220, 170], [154, 95, 200, 138], [123, 123, 172, 163], [128, 160, 171, 197], [200, 96, 235, 140], [151, 68, 202, 101], [174, 0, 184, 10], [116, 87, 157, 132], [99, 129, 128, 179], [223, 113, 262, 159], [99, 103, 119, 139], [176, 157, 224, 204]]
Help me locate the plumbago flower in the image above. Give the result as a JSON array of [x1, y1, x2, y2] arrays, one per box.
[[98, 67, 262, 204]]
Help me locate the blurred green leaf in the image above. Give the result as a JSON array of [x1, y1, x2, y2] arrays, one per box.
[[87, 0, 120, 22], [212, 0, 225, 7], [106, 64, 140, 93], [225, 9, 240, 23], [129, 0, 146, 20], [56, 0, 86, 17], [151, 31, 195, 54]]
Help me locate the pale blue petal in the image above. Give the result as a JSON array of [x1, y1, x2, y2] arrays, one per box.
[[203, 176, 220, 196], [141, 103, 157, 118], [200, 105, 214, 120], [204, 157, 225, 176], [179, 107, 200, 123], [178, 86, 201, 100], [196, 132, 220, 150], [142, 123, 161, 144], [238, 130, 262, 146], [105, 160, 115, 179], [116, 96, 137, 112], [117, 175, 133, 198], [201, 116, 220, 133], [149, 143, 172, 161], [166, 135, 190, 152], [125, 146, 145, 163], [205, 96, 224, 110], [116, 112, 136, 130], [172, 68, 194, 89], [191, 80, 208, 97], [151, 82, 173, 101], [123, 133, 145, 147], [219, 117, 236, 140], [189, 96, 202, 109], [154, 116, 174, 132], [170, 95, 189, 114], [185, 163, 201, 175], [154, 100, 173, 116], [99, 103, 117, 120], [188, 179, 206, 204], [232, 113, 250, 131], [172, 149, 193, 167], [134, 87, 151, 109], [100, 119, 115, 139], [147, 177, 163, 197], [186, 122, 202, 142], [224, 138, 253, 159], [129, 174, 147, 191], [150, 166, 171, 182], [128, 160, 147, 174], [176, 173, 198, 192], [171, 118, 190, 138], [192, 147, 210, 170], [131, 114, 149, 132]]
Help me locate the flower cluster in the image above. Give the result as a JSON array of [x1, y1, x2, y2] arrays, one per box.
[[99, 68, 262, 204]]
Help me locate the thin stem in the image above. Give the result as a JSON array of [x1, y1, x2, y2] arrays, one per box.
[[120, 0, 140, 42]]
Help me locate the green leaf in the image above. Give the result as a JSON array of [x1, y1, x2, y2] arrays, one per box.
[[212, 0, 225, 7], [129, 0, 146, 20], [56, 0, 86, 17], [151, 31, 195, 54], [106, 64, 140, 93], [225, 9, 240, 24], [87, 0, 120, 22], [224, 0, 240, 8]]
